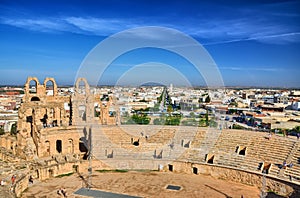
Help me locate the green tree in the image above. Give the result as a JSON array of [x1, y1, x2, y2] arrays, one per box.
[[165, 116, 181, 125], [189, 112, 195, 118], [167, 105, 173, 114], [131, 114, 150, 125], [199, 119, 207, 127]]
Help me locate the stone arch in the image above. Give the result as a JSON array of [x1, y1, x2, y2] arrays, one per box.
[[78, 105, 86, 121], [31, 96, 40, 101], [25, 77, 40, 95], [75, 77, 90, 95], [43, 77, 57, 96]]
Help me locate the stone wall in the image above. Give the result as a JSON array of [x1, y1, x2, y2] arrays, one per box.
[[168, 161, 297, 197], [15, 77, 118, 160], [14, 173, 29, 198]]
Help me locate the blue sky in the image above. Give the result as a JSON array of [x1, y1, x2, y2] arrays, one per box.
[[0, 0, 299, 87]]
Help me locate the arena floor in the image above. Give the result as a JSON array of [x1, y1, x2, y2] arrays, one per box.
[[21, 170, 261, 198]]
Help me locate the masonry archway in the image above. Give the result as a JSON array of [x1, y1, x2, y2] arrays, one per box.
[[43, 77, 57, 96], [29, 80, 38, 94], [31, 96, 40, 101], [75, 78, 90, 95], [25, 77, 40, 95], [78, 105, 86, 121]]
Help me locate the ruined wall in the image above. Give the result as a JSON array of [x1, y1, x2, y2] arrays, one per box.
[[168, 161, 296, 197], [71, 78, 94, 126], [16, 77, 71, 159], [37, 128, 81, 158], [99, 95, 118, 125], [14, 174, 29, 198]]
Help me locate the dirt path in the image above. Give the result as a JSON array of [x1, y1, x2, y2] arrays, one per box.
[[21, 171, 260, 198]]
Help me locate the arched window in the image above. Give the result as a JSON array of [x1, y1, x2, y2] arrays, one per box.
[[75, 78, 90, 95], [29, 80, 37, 94], [45, 80, 54, 96], [67, 139, 74, 154], [31, 97, 40, 101], [78, 80, 86, 95], [79, 105, 86, 121]]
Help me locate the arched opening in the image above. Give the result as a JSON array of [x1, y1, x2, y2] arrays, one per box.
[[31, 97, 40, 101], [45, 80, 54, 96], [94, 104, 100, 117], [79, 138, 88, 160], [168, 164, 173, 172], [35, 170, 40, 179], [56, 140, 62, 153], [193, 167, 198, 174], [29, 80, 37, 94], [48, 169, 54, 177], [67, 138, 74, 154], [78, 105, 86, 121], [238, 147, 247, 156], [78, 80, 86, 95], [41, 113, 48, 127], [45, 140, 50, 156], [206, 154, 214, 164]]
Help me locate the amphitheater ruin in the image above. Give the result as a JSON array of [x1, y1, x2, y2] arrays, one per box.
[[0, 77, 300, 197]]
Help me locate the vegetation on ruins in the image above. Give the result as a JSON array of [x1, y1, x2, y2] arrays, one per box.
[[96, 169, 128, 173], [232, 124, 247, 130], [55, 172, 74, 178]]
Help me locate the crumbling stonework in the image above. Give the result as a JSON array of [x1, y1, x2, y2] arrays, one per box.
[[15, 77, 117, 160], [16, 77, 71, 160], [1, 76, 299, 197]]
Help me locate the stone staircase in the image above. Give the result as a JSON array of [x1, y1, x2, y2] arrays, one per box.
[[81, 125, 300, 184], [283, 141, 300, 183]]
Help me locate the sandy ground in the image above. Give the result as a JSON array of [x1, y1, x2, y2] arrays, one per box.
[[21, 171, 261, 198]]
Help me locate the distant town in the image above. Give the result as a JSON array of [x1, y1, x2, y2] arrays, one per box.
[[1, 82, 300, 136]]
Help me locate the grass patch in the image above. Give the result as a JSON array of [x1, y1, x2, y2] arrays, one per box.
[[55, 172, 74, 178], [95, 169, 159, 173], [115, 169, 128, 173], [95, 169, 128, 173]]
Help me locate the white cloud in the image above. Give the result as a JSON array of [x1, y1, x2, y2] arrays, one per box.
[[1, 17, 67, 32], [0, 15, 299, 44], [219, 66, 293, 72], [64, 17, 136, 35]]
